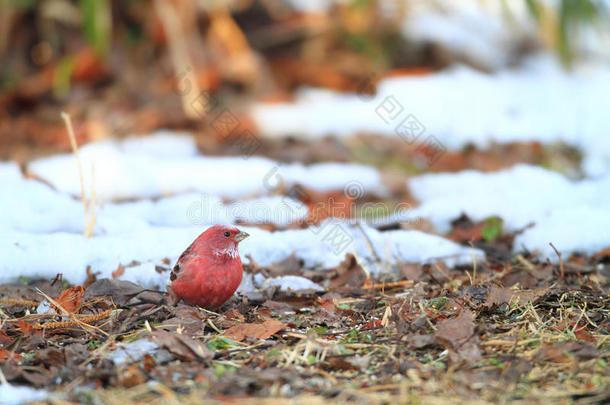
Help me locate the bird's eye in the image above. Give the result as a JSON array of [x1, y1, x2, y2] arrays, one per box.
[[224, 231, 231, 237]]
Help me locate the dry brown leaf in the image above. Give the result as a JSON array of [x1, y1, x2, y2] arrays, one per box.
[[316, 297, 336, 313], [0, 347, 21, 362], [224, 309, 245, 323], [329, 253, 367, 289], [223, 319, 286, 342], [533, 341, 599, 364], [593, 246, 610, 260], [111, 264, 125, 279], [484, 287, 546, 309], [16, 319, 38, 336], [435, 309, 475, 349], [55, 286, 85, 314], [84, 279, 146, 306], [119, 364, 146, 388], [149, 330, 213, 362]]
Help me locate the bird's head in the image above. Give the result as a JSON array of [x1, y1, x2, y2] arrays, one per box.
[[200, 224, 249, 259]]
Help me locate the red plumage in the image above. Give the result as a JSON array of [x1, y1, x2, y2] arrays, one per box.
[[168, 225, 249, 309]]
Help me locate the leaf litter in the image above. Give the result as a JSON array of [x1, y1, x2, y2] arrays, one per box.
[[0, 244, 608, 404]]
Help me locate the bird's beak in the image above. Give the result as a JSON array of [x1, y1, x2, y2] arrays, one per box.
[[234, 231, 249, 243]]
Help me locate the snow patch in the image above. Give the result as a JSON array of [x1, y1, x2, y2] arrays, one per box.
[[252, 55, 610, 174], [106, 339, 160, 366], [237, 273, 324, 297], [0, 384, 50, 405], [405, 164, 610, 258], [27, 135, 383, 202]]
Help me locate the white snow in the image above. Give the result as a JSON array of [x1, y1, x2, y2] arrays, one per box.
[[402, 1, 530, 70], [515, 207, 610, 258], [227, 196, 308, 226], [251, 55, 610, 175], [0, 384, 50, 405], [106, 339, 160, 366], [238, 273, 324, 297], [257, 274, 324, 292], [0, 223, 481, 289], [26, 133, 383, 202], [0, 158, 481, 289], [404, 164, 610, 258]]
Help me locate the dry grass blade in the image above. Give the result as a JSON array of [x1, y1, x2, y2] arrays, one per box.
[[549, 242, 565, 279], [61, 111, 96, 237]]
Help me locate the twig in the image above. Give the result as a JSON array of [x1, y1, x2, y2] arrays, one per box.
[[468, 241, 477, 286], [357, 222, 382, 264], [549, 242, 565, 280], [361, 280, 414, 291]]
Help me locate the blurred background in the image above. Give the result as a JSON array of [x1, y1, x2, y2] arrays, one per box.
[[2, 0, 609, 168]]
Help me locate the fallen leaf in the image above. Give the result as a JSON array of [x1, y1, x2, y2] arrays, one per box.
[[112, 264, 125, 278], [223, 319, 286, 342], [37, 347, 64, 367], [0, 348, 21, 362], [500, 268, 541, 288], [224, 309, 245, 323], [149, 330, 213, 362], [83, 266, 99, 288], [304, 188, 355, 224], [448, 341, 482, 363], [316, 297, 336, 313], [323, 355, 361, 371], [119, 364, 146, 388], [0, 329, 14, 346], [533, 341, 599, 363], [572, 322, 596, 342], [593, 246, 610, 261], [408, 333, 436, 349], [84, 279, 148, 306], [55, 286, 85, 313], [329, 253, 367, 290], [435, 309, 475, 349], [500, 358, 533, 383], [448, 222, 485, 242], [484, 287, 546, 309], [261, 300, 295, 315], [398, 263, 425, 281], [16, 319, 38, 336]]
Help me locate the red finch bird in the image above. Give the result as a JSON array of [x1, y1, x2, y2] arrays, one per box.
[[168, 225, 249, 309]]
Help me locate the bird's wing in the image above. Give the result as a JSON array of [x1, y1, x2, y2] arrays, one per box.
[[170, 241, 196, 282]]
